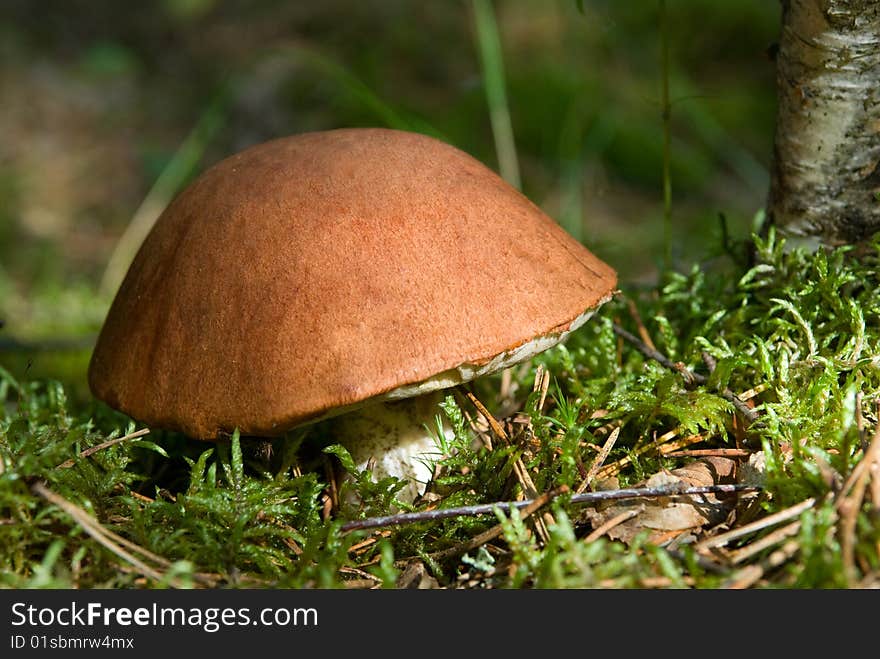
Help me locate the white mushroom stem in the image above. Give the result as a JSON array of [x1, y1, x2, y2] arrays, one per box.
[[327, 390, 453, 504], [323, 307, 607, 504]]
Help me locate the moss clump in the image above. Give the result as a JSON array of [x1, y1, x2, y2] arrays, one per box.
[[2, 229, 879, 588]]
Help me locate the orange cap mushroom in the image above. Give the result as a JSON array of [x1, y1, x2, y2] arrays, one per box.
[[89, 128, 617, 501]]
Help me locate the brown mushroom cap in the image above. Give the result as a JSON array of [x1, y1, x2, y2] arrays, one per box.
[[88, 127, 617, 439]]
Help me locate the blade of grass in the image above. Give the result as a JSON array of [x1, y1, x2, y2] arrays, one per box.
[[673, 76, 769, 193], [290, 46, 445, 139], [660, 0, 672, 271], [100, 46, 445, 301], [99, 89, 228, 297], [30, 481, 176, 586], [472, 0, 520, 189]]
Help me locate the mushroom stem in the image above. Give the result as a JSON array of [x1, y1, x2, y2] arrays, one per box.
[[326, 390, 453, 504]]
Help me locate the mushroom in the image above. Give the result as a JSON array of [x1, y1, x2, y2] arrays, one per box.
[[88, 127, 617, 502]]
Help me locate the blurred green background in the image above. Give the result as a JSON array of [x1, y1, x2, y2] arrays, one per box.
[[0, 0, 779, 399]]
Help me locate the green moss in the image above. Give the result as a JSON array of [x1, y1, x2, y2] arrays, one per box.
[[2, 230, 880, 588]]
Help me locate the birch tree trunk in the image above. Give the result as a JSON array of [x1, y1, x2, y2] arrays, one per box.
[[767, 0, 880, 244]]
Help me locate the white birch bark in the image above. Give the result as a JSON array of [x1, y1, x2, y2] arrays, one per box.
[[768, 0, 880, 244]]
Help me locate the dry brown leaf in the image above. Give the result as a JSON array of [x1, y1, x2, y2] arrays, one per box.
[[581, 458, 738, 545], [395, 560, 440, 589], [737, 449, 780, 487]]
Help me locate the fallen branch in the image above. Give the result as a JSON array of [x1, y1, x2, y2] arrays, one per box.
[[340, 482, 759, 532], [663, 448, 753, 459], [428, 486, 568, 562]]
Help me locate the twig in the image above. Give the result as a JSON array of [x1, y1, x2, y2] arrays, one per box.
[[624, 296, 657, 351], [455, 396, 493, 451], [665, 547, 729, 574], [612, 322, 684, 376], [129, 491, 154, 504], [32, 481, 220, 587], [663, 448, 752, 459], [612, 322, 760, 423], [428, 486, 568, 562], [701, 351, 718, 373], [348, 531, 390, 556], [464, 389, 551, 542], [576, 426, 620, 494], [836, 405, 880, 584], [722, 539, 800, 589], [339, 483, 758, 532], [339, 565, 383, 583], [582, 507, 641, 543], [658, 433, 709, 455], [836, 404, 880, 507], [535, 366, 551, 415], [735, 384, 768, 402], [694, 497, 816, 552], [342, 578, 381, 590], [31, 481, 175, 586], [727, 520, 801, 565], [598, 576, 697, 588], [594, 428, 705, 480], [855, 391, 866, 452], [465, 390, 510, 445], [56, 428, 151, 469]]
